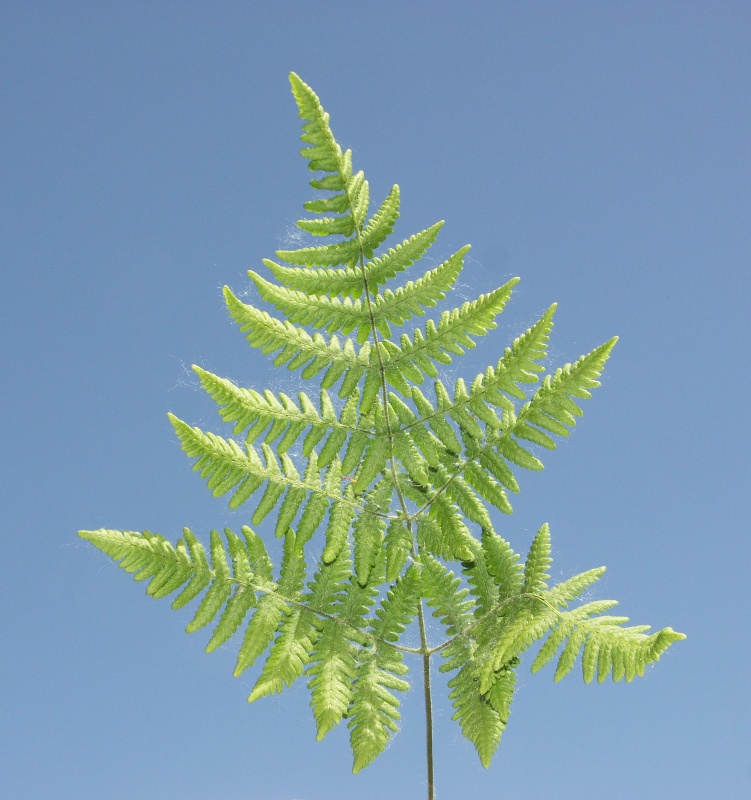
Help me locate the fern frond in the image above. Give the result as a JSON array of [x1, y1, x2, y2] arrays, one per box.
[[79, 526, 309, 675], [235, 531, 306, 677], [433, 464, 493, 530], [395, 423, 441, 474], [473, 305, 556, 404], [307, 544, 380, 741], [348, 565, 421, 773], [357, 184, 400, 257], [381, 279, 519, 388], [464, 529, 523, 617], [399, 477, 475, 562], [392, 427, 430, 486], [484, 529, 524, 599], [78, 527, 197, 600], [249, 541, 350, 701], [414, 513, 462, 562], [353, 414, 391, 492], [368, 245, 470, 339], [353, 477, 392, 585], [307, 621, 357, 740], [545, 566, 606, 608], [478, 597, 557, 693], [420, 553, 513, 766], [462, 459, 514, 515], [322, 483, 357, 564], [515, 337, 618, 447], [224, 287, 370, 391], [263, 221, 444, 300], [79, 73, 685, 782], [204, 528, 257, 652], [420, 553, 475, 645], [168, 415, 369, 530], [523, 523, 552, 593], [279, 75, 402, 271], [447, 659, 515, 768], [399, 306, 555, 440], [348, 648, 405, 773], [358, 221, 444, 292], [404, 329, 612, 521], [276, 182, 398, 269], [462, 537, 499, 617], [248, 270, 370, 338], [531, 600, 686, 684], [410, 385, 462, 454], [275, 239, 361, 269], [172, 527, 212, 607], [240, 526, 273, 582], [384, 518, 412, 582], [289, 72, 358, 199], [293, 452, 331, 545], [194, 367, 365, 460]]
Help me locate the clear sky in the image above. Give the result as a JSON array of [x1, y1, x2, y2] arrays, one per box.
[[2, 2, 749, 799]]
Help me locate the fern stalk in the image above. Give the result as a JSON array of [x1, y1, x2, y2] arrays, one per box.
[[79, 74, 684, 800]]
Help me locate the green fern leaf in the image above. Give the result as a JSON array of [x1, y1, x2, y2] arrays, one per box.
[[348, 565, 420, 773], [420, 553, 512, 765], [385, 518, 412, 582], [392, 428, 430, 485], [462, 537, 499, 617], [263, 221, 443, 300], [79, 73, 685, 783], [531, 599, 685, 684], [479, 598, 557, 692], [357, 185, 400, 257], [482, 528, 523, 600], [353, 477, 392, 585], [419, 495, 475, 562], [322, 483, 357, 564], [170, 528, 212, 607], [523, 523, 552, 593], [249, 542, 350, 701], [353, 424, 390, 492], [234, 531, 306, 678], [78, 528, 195, 599], [223, 287, 369, 391], [205, 529, 257, 652], [434, 464, 493, 530], [477, 305, 556, 403], [193, 367, 364, 459], [447, 660, 514, 768], [462, 459, 514, 515], [545, 566, 606, 608], [169, 415, 366, 527], [420, 552, 474, 642], [463, 529, 522, 618], [307, 544, 378, 741], [381, 279, 519, 386], [369, 245, 469, 337], [411, 385, 462, 454], [185, 529, 232, 633], [517, 337, 618, 443], [248, 270, 369, 337]]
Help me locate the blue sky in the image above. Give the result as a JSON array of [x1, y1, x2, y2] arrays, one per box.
[[1, 2, 749, 799]]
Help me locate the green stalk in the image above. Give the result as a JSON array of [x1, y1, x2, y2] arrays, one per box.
[[418, 599, 435, 800]]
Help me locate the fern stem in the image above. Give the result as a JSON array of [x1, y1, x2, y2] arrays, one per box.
[[417, 598, 435, 800]]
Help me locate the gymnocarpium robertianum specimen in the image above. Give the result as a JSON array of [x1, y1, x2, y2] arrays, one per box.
[[80, 73, 684, 799]]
